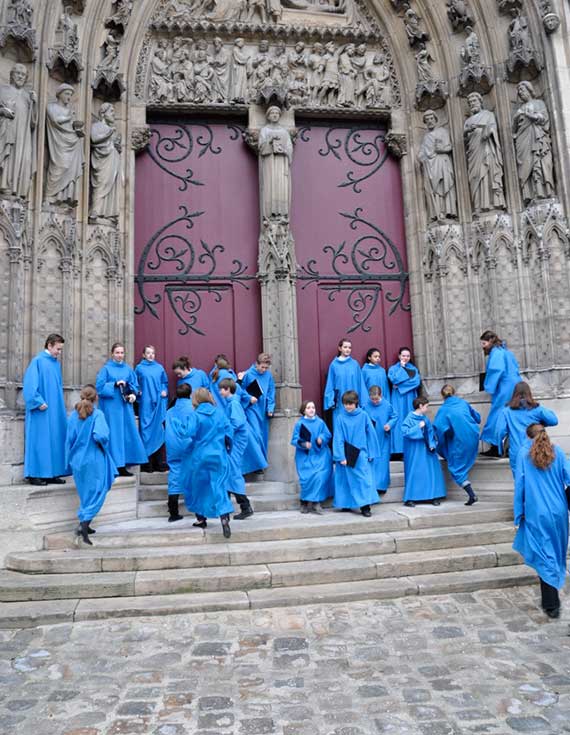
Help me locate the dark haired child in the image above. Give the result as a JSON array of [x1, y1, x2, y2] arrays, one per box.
[[387, 346, 421, 458], [363, 386, 397, 496], [238, 352, 276, 460], [362, 347, 390, 401], [172, 355, 210, 393], [324, 339, 367, 427], [164, 383, 195, 523], [291, 400, 334, 514]]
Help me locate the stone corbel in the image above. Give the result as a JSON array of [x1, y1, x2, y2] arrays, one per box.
[[92, 69, 125, 101], [458, 65, 494, 97], [537, 0, 560, 34], [415, 80, 449, 111], [62, 0, 86, 13], [0, 2, 37, 61], [385, 132, 407, 159], [47, 47, 83, 84], [130, 125, 152, 154]]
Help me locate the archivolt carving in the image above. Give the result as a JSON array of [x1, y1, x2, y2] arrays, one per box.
[[86, 226, 122, 281], [423, 224, 465, 280], [470, 214, 515, 272], [521, 202, 570, 265]]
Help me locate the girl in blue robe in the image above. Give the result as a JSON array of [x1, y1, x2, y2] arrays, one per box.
[[95, 342, 148, 475], [23, 334, 70, 484], [239, 353, 276, 458], [164, 383, 195, 522], [332, 391, 381, 516], [172, 355, 210, 394], [362, 347, 390, 401], [402, 397, 446, 506], [513, 424, 570, 618], [291, 400, 334, 513], [479, 330, 522, 455], [324, 339, 368, 426], [65, 385, 117, 544], [434, 384, 480, 505], [495, 381, 558, 476], [183, 388, 234, 538], [363, 386, 398, 496], [135, 345, 169, 472], [387, 347, 421, 456]]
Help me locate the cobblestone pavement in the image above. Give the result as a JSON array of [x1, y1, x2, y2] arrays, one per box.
[[2, 586, 570, 735]]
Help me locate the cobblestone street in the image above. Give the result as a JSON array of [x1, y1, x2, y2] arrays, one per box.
[[2, 586, 570, 735]]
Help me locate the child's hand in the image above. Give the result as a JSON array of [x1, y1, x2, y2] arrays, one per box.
[[304, 441, 311, 450], [383, 424, 391, 432], [340, 459, 347, 466], [250, 396, 258, 404], [419, 421, 425, 428], [316, 437, 323, 446]]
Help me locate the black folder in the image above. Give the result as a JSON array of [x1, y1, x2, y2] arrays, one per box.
[[566, 487, 570, 510], [299, 424, 312, 443], [479, 372, 486, 392], [405, 367, 416, 379], [245, 379, 263, 399], [344, 441, 361, 468], [371, 419, 377, 428]]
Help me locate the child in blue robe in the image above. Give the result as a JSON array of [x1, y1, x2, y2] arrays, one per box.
[[388, 346, 421, 456], [434, 384, 480, 505], [219, 377, 254, 520], [95, 342, 148, 476], [324, 339, 368, 426], [363, 386, 397, 496], [513, 424, 570, 618], [332, 390, 381, 516], [495, 381, 558, 476], [402, 397, 446, 507], [135, 345, 169, 472], [479, 330, 522, 456], [172, 355, 210, 394], [362, 347, 390, 401], [239, 352, 276, 459], [65, 385, 117, 544], [291, 400, 334, 514], [183, 387, 234, 538], [164, 383, 195, 522], [23, 333, 70, 485]]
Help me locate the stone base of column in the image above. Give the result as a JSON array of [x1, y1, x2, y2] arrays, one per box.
[[265, 411, 300, 484]]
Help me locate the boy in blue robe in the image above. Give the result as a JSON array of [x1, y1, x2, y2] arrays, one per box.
[[388, 346, 421, 457], [173, 355, 210, 394], [66, 385, 118, 544], [434, 384, 480, 505], [239, 352, 276, 459], [164, 383, 195, 522], [402, 396, 446, 507], [23, 333, 70, 485], [291, 400, 334, 514], [324, 339, 368, 427], [135, 345, 169, 472], [363, 386, 397, 496], [219, 378, 254, 520], [362, 347, 390, 401], [332, 390, 381, 516], [479, 330, 522, 457]]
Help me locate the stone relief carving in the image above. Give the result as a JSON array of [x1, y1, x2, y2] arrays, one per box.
[[403, 7, 430, 47], [418, 110, 457, 223], [496, 0, 522, 14], [536, 0, 560, 34], [90, 103, 122, 221], [106, 0, 134, 33], [446, 0, 474, 32], [0, 0, 37, 60], [506, 9, 542, 82], [0, 64, 36, 200], [513, 81, 555, 205], [153, 0, 359, 24], [463, 92, 506, 215], [423, 224, 464, 280], [62, 0, 86, 12], [458, 26, 493, 96], [414, 44, 448, 111], [47, 6, 83, 83], [93, 29, 125, 100], [45, 84, 85, 207], [258, 214, 295, 278]]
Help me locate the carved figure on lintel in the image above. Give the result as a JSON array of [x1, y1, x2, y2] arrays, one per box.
[[90, 103, 122, 220], [513, 81, 555, 205], [352, 43, 367, 107], [172, 48, 194, 102], [464, 92, 505, 214], [289, 42, 307, 74], [317, 42, 340, 107], [258, 106, 293, 220], [0, 63, 37, 199], [403, 7, 429, 47], [446, 0, 474, 32], [230, 38, 249, 103], [362, 53, 390, 108], [418, 110, 457, 222], [211, 37, 230, 103], [193, 43, 215, 103], [338, 44, 357, 107], [45, 83, 85, 207], [288, 69, 308, 107], [307, 42, 325, 105], [150, 45, 172, 102], [247, 0, 268, 22]]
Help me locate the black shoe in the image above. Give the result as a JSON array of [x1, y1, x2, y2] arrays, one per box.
[[300, 501, 309, 514], [391, 453, 403, 461], [167, 495, 183, 523], [168, 514, 183, 523], [48, 477, 66, 485], [377, 489, 387, 496], [155, 464, 169, 473], [28, 477, 48, 486], [360, 507, 372, 517], [309, 503, 324, 516], [79, 521, 93, 546], [234, 509, 254, 520], [480, 446, 500, 458], [87, 525, 96, 534], [118, 467, 133, 477], [404, 501, 415, 507], [545, 607, 560, 619], [193, 520, 207, 528], [465, 495, 478, 506], [140, 463, 153, 473], [221, 514, 231, 539], [431, 499, 441, 506]]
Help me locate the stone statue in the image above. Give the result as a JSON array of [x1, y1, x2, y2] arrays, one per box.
[[57, 6, 79, 52], [0, 63, 36, 199], [403, 7, 429, 47], [463, 92, 505, 214], [211, 37, 229, 102], [513, 81, 555, 204], [45, 83, 84, 206], [338, 44, 356, 107], [362, 53, 390, 108], [418, 110, 457, 222], [508, 9, 532, 54], [288, 42, 307, 75], [288, 68, 308, 107], [108, 0, 133, 30], [6, 0, 33, 27], [230, 38, 249, 103], [258, 106, 293, 220], [446, 0, 473, 31], [193, 44, 215, 103], [99, 29, 120, 71], [352, 43, 367, 107], [247, 0, 267, 22], [150, 46, 173, 103], [317, 42, 340, 107], [271, 41, 289, 87], [415, 44, 434, 83], [307, 42, 325, 105], [461, 26, 481, 67], [90, 103, 122, 220]]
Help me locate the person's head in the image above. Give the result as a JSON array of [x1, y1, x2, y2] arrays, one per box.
[[467, 91, 482, 113], [527, 424, 555, 470], [55, 83, 74, 105], [369, 385, 382, 404], [214, 353, 230, 368], [45, 333, 65, 358], [423, 109, 438, 130], [259, 39, 269, 52], [295, 41, 304, 53], [235, 37, 244, 48], [398, 346, 412, 364], [337, 339, 352, 357], [300, 400, 316, 418], [312, 42, 323, 53], [365, 347, 382, 365], [342, 390, 359, 411], [480, 330, 502, 354], [143, 344, 156, 362], [517, 80, 535, 101], [99, 102, 115, 124], [10, 63, 27, 88], [413, 396, 429, 413], [266, 105, 281, 124], [508, 381, 538, 409], [192, 387, 214, 409], [213, 36, 222, 49], [111, 342, 125, 362], [172, 356, 190, 377], [176, 383, 192, 400], [219, 377, 237, 398], [256, 352, 272, 372], [76, 384, 97, 420], [441, 384, 456, 400]]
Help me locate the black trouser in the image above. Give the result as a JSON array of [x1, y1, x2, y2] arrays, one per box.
[[232, 493, 252, 512], [149, 446, 166, 470], [540, 578, 560, 612]]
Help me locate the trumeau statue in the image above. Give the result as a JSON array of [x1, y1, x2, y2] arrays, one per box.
[[45, 83, 84, 206], [258, 106, 293, 221], [418, 110, 457, 222], [90, 103, 122, 220], [513, 81, 555, 205], [0, 63, 37, 199], [463, 92, 505, 214]]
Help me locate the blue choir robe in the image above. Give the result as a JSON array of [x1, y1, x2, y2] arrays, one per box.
[[183, 403, 235, 519], [66, 408, 117, 522], [480, 345, 521, 444], [324, 356, 368, 424], [165, 398, 195, 496], [224, 395, 248, 497], [291, 416, 334, 503], [241, 364, 276, 457], [363, 398, 398, 492], [362, 363, 390, 401], [513, 445, 570, 589], [135, 359, 168, 457], [434, 396, 481, 487], [402, 411, 446, 502], [95, 360, 148, 468], [496, 404, 558, 475], [387, 362, 421, 454], [178, 367, 210, 394], [23, 351, 70, 478], [332, 407, 381, 509]]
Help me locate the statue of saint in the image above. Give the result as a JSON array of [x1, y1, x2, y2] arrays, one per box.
[[45, 83, 84, 206], [90, 103, 122, 220], [258, 106, 293, 220], [418, 110, 457, 222]]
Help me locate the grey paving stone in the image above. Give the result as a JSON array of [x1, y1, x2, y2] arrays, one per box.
[[505, 716, 553, 731]]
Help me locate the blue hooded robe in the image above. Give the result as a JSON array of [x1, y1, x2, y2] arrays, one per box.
[[363, 398, 398, 492], [23, 351, 70, 478], [434, 396, 481, 487], [362, 363, 390, 401], [178, 367, 210, 394], [165, 397, 195, 496], [402, 411, 447, 502], [95, 360, 148, 468], [480, 345, 522, 444], [496, 404, 558, 475], [387, 362, 421, 454], [332, 407, 381, 509], [223, 394, 249, 497], [324, 356, 368, 425], [240, 363, 276, 457], [513, 445, 570, 589], [291, 416, 334, 503], [183, 403, 235, 519], [66, 408, 117, 522], [135, 359, 169, 457]]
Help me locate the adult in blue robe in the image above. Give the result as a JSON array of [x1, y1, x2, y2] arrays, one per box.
[[324, 357, 367, 425], [165, 392, 195, 521], [23, 341, 70, 482], [480, 334, 521, 447], [135, 355, 168, 464], [291, 414, 334, 507], [363, 396, 398, 493], [332, 406, 380, 513], [362, 351, 390, 400], [388, 359, 421, 454], [496, 402, 558, 476], [240, 362, 276, 457], [402, 410, 446, 504]]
